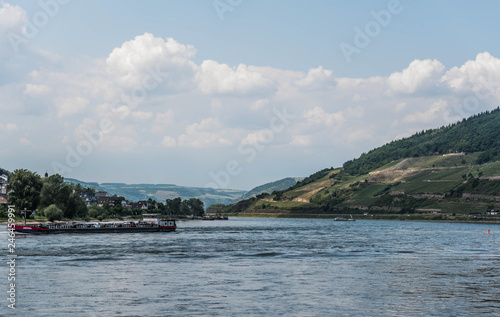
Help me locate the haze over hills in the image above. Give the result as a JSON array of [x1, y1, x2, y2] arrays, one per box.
[[63, 178, 246, 208], [62, 176, 303, 208], [221, 109, 500, 219]]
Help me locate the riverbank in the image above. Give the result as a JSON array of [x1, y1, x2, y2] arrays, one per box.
[[229, 212, 500, 224]]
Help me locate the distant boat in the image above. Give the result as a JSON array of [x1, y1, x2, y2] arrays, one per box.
[[334, 215, 356, 221]]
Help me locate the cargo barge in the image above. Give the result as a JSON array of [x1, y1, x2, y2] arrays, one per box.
[[14, 214, 176, 234]]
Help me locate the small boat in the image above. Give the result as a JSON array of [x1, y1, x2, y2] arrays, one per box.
[[334, 215, 356, 221]]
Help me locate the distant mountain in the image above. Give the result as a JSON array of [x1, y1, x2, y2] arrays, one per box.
[[237, 177, 303, 201], [222, 109, 500, 219], [64, 178, 246, 208]]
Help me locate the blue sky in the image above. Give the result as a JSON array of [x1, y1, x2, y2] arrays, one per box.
[[2, 0, 500, 190]]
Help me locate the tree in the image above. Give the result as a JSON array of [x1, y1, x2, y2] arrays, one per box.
[[7, 169, 43, 211], [166, 197, 182, 215], [188, 198, 204, 217], [44, 204, 64, 222], [88, 205, 107, 219], [65, 192, 88, 218], [180, 200, 191, 215], [40, 174, 70, 210]]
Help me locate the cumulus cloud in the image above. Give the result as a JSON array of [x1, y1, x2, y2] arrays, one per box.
[[293, 66, 334, 89], [178, 118, 233, 148], [196, 60, 275, 95], [151, 110, 175, 134], [402, 99, 448, 124], [441, 52, 500, 101], [23, 84, 52, 96], [0, 3, 26, 33], [55, 96, 89, 117], [161, 136, 177, 147], [131, 111, 153, 121], [106, 32, 197, 91], [303, 106, 345, 127], [388, 59, 445, 94]]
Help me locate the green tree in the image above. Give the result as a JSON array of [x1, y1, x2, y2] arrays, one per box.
[[180, 200, 191, 215], [7, 169, 43, 211], [44, 204, 64, 222], [166, 197, 182, 215], [65, 192, 88, 218], [40, 174, 71, 210], [187, 198, 204, 217], [88, 205, 107, 219]]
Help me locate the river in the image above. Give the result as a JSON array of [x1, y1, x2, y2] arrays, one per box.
[[2, 218, 500, 316]]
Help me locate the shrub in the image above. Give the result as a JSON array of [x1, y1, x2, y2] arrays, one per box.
[[44, 204, 64, 222]]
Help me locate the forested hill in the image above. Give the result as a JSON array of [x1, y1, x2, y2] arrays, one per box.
[[237, 177, 302, 201], [343, 108, 500, 175]]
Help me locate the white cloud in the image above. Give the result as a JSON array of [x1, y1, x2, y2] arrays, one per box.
[[106, 32, 197, 91], [303, 106, 345, 127], [395, 102, 406, 112], [19, 137, 31, 145], [251, 98, 270, 111], [0, 123, 17, 132], [151, 110, 175, 134], [178, 118, 233, 148], [441, 52, 500, 101], [161, 136, 177, 147], [196, 60, 275, 95], [55, 96, 89, 117], [0, 3, 26, 33], [23, 84, 52, 96], [131, 111, 153, 121], [293, 66, 333, 89], [388, 59, 445, 94], [402, 99, 448, 124], [290, 135, 310, 146]]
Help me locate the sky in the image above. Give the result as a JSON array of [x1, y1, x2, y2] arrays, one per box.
[[1, 0, 500, 190]]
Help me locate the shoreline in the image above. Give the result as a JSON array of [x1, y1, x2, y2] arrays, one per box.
[[3, 214, 500, 226]]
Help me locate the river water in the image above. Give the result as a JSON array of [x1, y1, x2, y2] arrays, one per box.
[[2, 218, 500, 316]]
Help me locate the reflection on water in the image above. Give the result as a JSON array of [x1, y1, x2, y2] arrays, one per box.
[[2, 218, 500, 316]]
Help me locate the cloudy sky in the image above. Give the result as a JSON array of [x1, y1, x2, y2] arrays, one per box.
[[1, 0, 500, 190]]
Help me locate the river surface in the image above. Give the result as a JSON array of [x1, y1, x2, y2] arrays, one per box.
[[1, 218, 500, 316]]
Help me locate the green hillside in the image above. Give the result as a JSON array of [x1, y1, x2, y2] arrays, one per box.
[[237, 177, 303, 201], [223, 110, 500, 221], [343, 107, 500, 175]]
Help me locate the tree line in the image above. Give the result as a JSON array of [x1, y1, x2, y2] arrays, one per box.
[[1, 168, 204, 221]]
